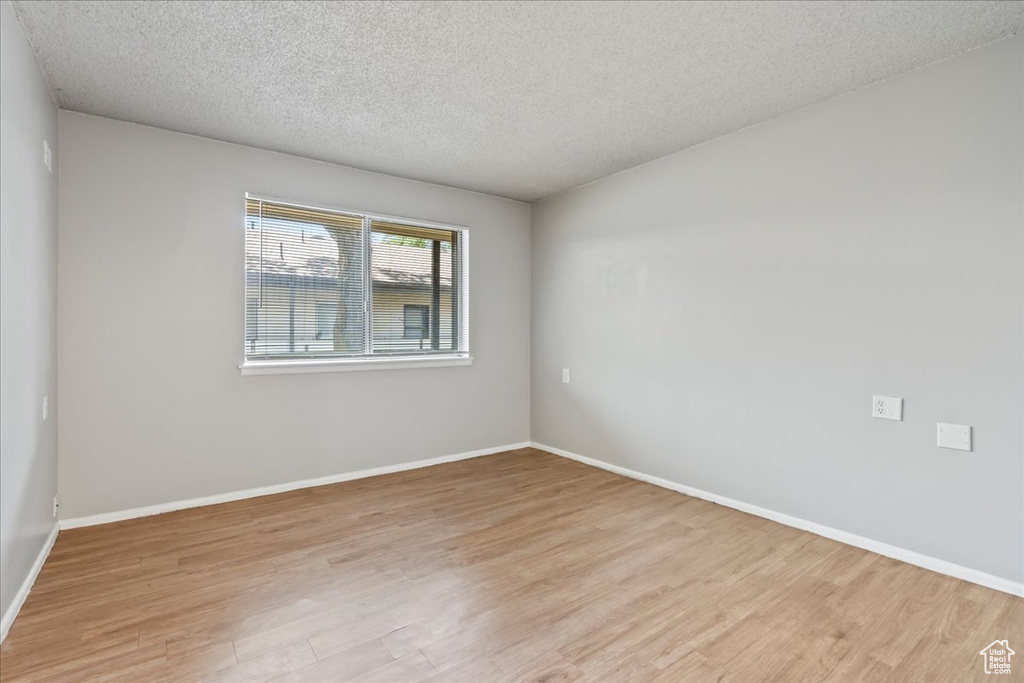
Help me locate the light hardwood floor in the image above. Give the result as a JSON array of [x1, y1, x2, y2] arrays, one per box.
[[0, 448, 1019, 682]]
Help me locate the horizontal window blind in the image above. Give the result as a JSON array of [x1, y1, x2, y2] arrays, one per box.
[[244, 196, 467, 362]]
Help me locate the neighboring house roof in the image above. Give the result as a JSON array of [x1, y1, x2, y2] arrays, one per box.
[[245, 226, 453, 288]]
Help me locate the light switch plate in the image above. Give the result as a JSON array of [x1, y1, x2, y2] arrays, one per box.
[[937, 423, 971, 451], [562, 368, 570, 384], [872, 395, 902, 421]]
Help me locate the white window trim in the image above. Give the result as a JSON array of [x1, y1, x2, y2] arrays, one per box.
[[239, 354, 473, 376], [241, 193, 471, 375]]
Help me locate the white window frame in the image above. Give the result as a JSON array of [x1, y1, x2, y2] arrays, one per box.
[[240, 193, 471, 375]]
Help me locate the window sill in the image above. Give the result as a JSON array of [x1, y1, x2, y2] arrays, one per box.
[[239, 355, 473, 376]]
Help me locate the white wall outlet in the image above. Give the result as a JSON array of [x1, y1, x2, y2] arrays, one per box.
[[52, 495, 59, 519], [872, 395, 902, 421], [937, 423, 971, 452], [42, 395, 48, 420], [43, 139, 52, 173], [562, 368, 570, 384]]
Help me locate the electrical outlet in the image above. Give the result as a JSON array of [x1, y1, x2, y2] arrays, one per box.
[[52, 495, 59, 519], [872, 395, 902, 421], [562, 368, 570, 384]]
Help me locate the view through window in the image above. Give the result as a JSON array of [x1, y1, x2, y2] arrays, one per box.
[[244, 196, 467, 362]]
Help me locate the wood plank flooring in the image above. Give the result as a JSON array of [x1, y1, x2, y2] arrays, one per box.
[[1, 448, 1019, 682]]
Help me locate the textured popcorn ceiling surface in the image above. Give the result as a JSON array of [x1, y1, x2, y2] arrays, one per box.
[[12, 1, 1024, 201]]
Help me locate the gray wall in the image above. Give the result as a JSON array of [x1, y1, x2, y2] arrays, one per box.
[[57, 112, 531, 519], [532, 37, 1023, 583], [1, 1, 60, 623]]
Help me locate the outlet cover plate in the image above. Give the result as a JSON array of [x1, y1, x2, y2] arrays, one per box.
[[872, 395, 903, 421], [937, 423, 971, 452]]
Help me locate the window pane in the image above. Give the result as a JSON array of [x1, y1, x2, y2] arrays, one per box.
[[245, 199, 365, 358], [371, 221, 458, 354], [245, 298, 258, 342], [244, 196, 467, 363], [403, 304, 429, 340], [315, 302, 336, 340]]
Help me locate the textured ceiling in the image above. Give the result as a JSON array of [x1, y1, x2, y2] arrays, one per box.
[[12, 1, 1024, 202]]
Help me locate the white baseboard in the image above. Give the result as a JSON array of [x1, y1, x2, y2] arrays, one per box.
[[530, 442, 1024, 598], [1, 522, 60, 642], [60, 442, 531, 530]]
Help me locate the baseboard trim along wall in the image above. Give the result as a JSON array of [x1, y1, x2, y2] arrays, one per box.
[[1, 523, 60, 643], [530, 442, 1024, 598], [60, 442, 531, 531]]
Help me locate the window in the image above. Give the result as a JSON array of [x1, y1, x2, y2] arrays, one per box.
[[243, 195, 469, 371], [403, 304, 429, 341], [315, 302, 335, 340], [245, 299, 258, 342]]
